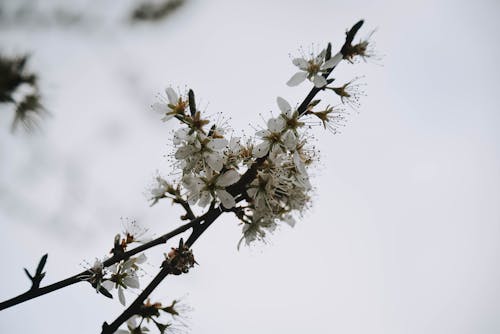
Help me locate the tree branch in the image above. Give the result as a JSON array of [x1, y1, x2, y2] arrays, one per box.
[[98, 20, 366, 332], [0, 215, 204, 311], [101, 207, 222, 334]]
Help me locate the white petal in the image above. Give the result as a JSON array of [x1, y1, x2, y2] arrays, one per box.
[[175, 145, 195, 160], [269, 144, 283, 158], [217, 170, 240, 187], [293, 152, 307, 174], [229, 137, 241, 150], [256, 129, 269, 138], [173, 128, 190, 144], [101, 280, 114, 291], [161, 114, 174, 122], [152, 102, 168, 114], [267, 117, 285, 132], [122, 258, 135, 270], [124, 275, 140, 289], [284, 215, 297, 227], [198, 190, 212, 207], [286, 71, 307, 87], [312, 75, 327, 88], [135, 253, 147, 264], [216, 189, 236, 209], [283, 131, 297, 150], [187, 191, 200, 205], [207, 138, 228, 150], [165, 87, 178, 104], [118, 287, 126, 306], [253, 141, 270, 158], [316, 49, 326, 63], [205, 152, 223, 172], [276, 97, 292, 116], [292, 58, 308, 70], [323, 52, 343, 69]]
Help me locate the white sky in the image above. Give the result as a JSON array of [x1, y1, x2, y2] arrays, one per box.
[[1, 0, 499, 333]]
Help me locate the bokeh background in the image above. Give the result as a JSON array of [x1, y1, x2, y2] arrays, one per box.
[[1, 0, 499, 333]]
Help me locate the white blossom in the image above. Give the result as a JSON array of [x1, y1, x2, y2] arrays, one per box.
[[102, 254, 146, 306], [183, 169, 240, 209], [152, 87, 187, 122], [253, 117, 286, 158], [287, 50, 342, 88]]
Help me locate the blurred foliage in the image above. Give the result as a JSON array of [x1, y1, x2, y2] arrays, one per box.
[[131, 0, 186, 22], [0, 54, 46, 132]]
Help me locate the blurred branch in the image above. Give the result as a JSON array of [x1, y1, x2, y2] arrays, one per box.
[[0, 53, 46, 133], [131, 0, 186, 22]]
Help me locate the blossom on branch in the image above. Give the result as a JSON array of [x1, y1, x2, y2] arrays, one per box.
[[287, 48, 342, 88]]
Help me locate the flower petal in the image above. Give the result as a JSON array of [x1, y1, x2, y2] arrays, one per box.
[[205, 152, 223, 172], [276, 97, 292, 116], [286, 71, 307, 87], [124, 275, 140, 289], [198, 190, 212, 207], [165, 87, 178, 105], [312, 75, 327, 88], [216, 189, 236, 209], [253, 141, 270, 158], [175, 146, 196, 160], [283, 131, 297, 150], [267, 117, 285, 132], [207, 138, 228, 150], [217, 169, 240, 187], [135, 253, 147, 264], [151, 102, 168, 114], [292, 58, 308, 70], [322, 52, 342, 69], [293, 151, 307, 174], [118, 286, 126, 306], [101, 280, 114, 291]]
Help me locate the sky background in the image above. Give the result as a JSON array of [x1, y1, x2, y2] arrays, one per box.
[[1, 0, 499, 333]]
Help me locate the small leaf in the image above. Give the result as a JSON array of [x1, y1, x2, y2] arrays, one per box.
[[188, 89, 196, 116], [326, 42, 332, 60], [98, 286, 113, 299], [309, 99, 321, 107]]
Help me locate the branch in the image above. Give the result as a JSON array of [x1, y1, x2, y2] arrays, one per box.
[[101, 207, 223, 334], [297, 19, 364, 116], [99, 20, 366, 332], [0, 215, 204, 311]]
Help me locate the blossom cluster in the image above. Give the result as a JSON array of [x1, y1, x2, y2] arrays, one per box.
[[81, 254, 146, 306], [150, 29, 375, 249], [81, 221, 149, 305]]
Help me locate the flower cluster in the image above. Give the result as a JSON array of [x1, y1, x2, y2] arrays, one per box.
[[116, 299, 189, 334], [150, 31, 374, 247], [81, 254, 147, 306]]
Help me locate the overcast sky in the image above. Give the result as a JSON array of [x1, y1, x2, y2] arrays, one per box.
[[1, 0, 499, 333]]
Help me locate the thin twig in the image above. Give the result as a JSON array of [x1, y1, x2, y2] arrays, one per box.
[[0, 216, 204, 311]]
